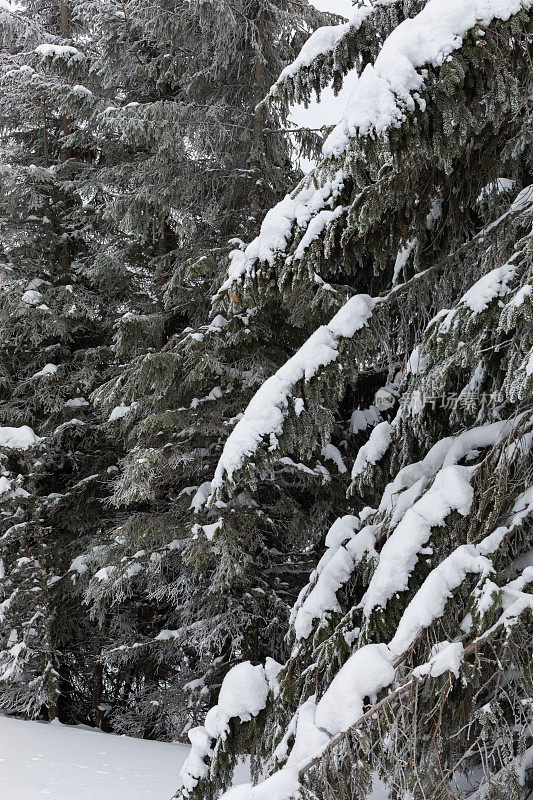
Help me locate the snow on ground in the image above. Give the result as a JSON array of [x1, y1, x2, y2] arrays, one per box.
[[0, 716, 198, 800]]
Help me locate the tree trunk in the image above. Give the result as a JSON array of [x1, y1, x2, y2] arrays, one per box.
[[92, 661, 104, 728], [250, 9, 265, 222], [41, 100, 50, 166], [59, 0, 69, 36], [59, 1, 72, 161], [155, 208, 170, 349]]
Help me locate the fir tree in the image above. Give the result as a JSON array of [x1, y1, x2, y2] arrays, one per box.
[[0, 1, 143, 724], [72, 0, 330, 336], [173, 0, 533, 797], [68, 0, 332, 740]]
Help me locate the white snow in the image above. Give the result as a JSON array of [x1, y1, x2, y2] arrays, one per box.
[[221, 420, 532, 800], [501, 565, 533, 601], [361, 464, 474, 617], [270, 6, 374, 89], [426, 198, 443, 230], [32, 363, 58, 379], [108, 403, 132, 422], [180, 660, 273, 795], [35, 43, 83, 60], [389, 545, 492, 655], [292, 517, 378, 641], [413, 640, 464, 678], [197, 518, 222, 541], [477, 568, 533, 639], [220, 22, 531, 297], [477, 486, 533, 557], [71, 84, 93, 98], [219, 171, 344, 293], [25, 278, 46, 291], [210, 293, 374, 493], [328, 293, 375, 338], [406, 345, 429, 376], [190, 481, 212, 512], [351, 421, 393, 479], [66, 397, 90, 408], [457, 262, 517, 314], [323, 0, 532, 157], [292, 206, 345, 260], [526, 351, 533, 378], [0, 425, 41, 450], [69, 554, 90, 575], [204, 661, 269, 737], [393, 238, 417, 284], [441, 419, 521, 467], [295, 421, 528, 650], [360, 418, 522, 619], [315, 643, 395, 734], [284, 697, 329, 770], [509, 183, 533, 212], [21, 289, 43, 306], [320, 443, 347, 473], [218, 557, 528, 800], [324, 514, 359, 550], [94, 566, 115, 582], [477, 176, 515, 202], [0, 716, 188, 800], [378, 419, 516, 516], [469, 184, 533, 244], [221, 768, 300, 800], [294, 518, 353, 635], [508, 283, 531, 307], [350, 405, 381, 433]]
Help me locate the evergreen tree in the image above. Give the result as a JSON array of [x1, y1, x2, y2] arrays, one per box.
[[0, 1, 143, 724], [72, 0, 330, 334], [173, 0, 533, 796], [67, 0, 332, 740], [0, 0, 330, 737]]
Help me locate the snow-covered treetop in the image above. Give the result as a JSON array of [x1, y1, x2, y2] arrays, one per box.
[[215, 0, 532, 309], [322, 0, 531, 156]]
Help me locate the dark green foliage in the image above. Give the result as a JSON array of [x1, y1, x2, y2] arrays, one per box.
[[0, 0, 329, 738], [173, 5, 533, 799]]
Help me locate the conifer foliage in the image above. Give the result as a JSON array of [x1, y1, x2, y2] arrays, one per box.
[[0, 0, 531, 797], [0, 0, 329, 737], [173, 0, 533, 797], [0, 0, 138, 723]]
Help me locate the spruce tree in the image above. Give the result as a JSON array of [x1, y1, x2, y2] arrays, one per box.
[[72, 0, 331, 333], [173, 0, 533, 797], [70, 0, 332, 740], [0, 1, 143, 724]]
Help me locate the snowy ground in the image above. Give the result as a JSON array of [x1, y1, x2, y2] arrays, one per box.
[[0, 716, 192, 800]]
